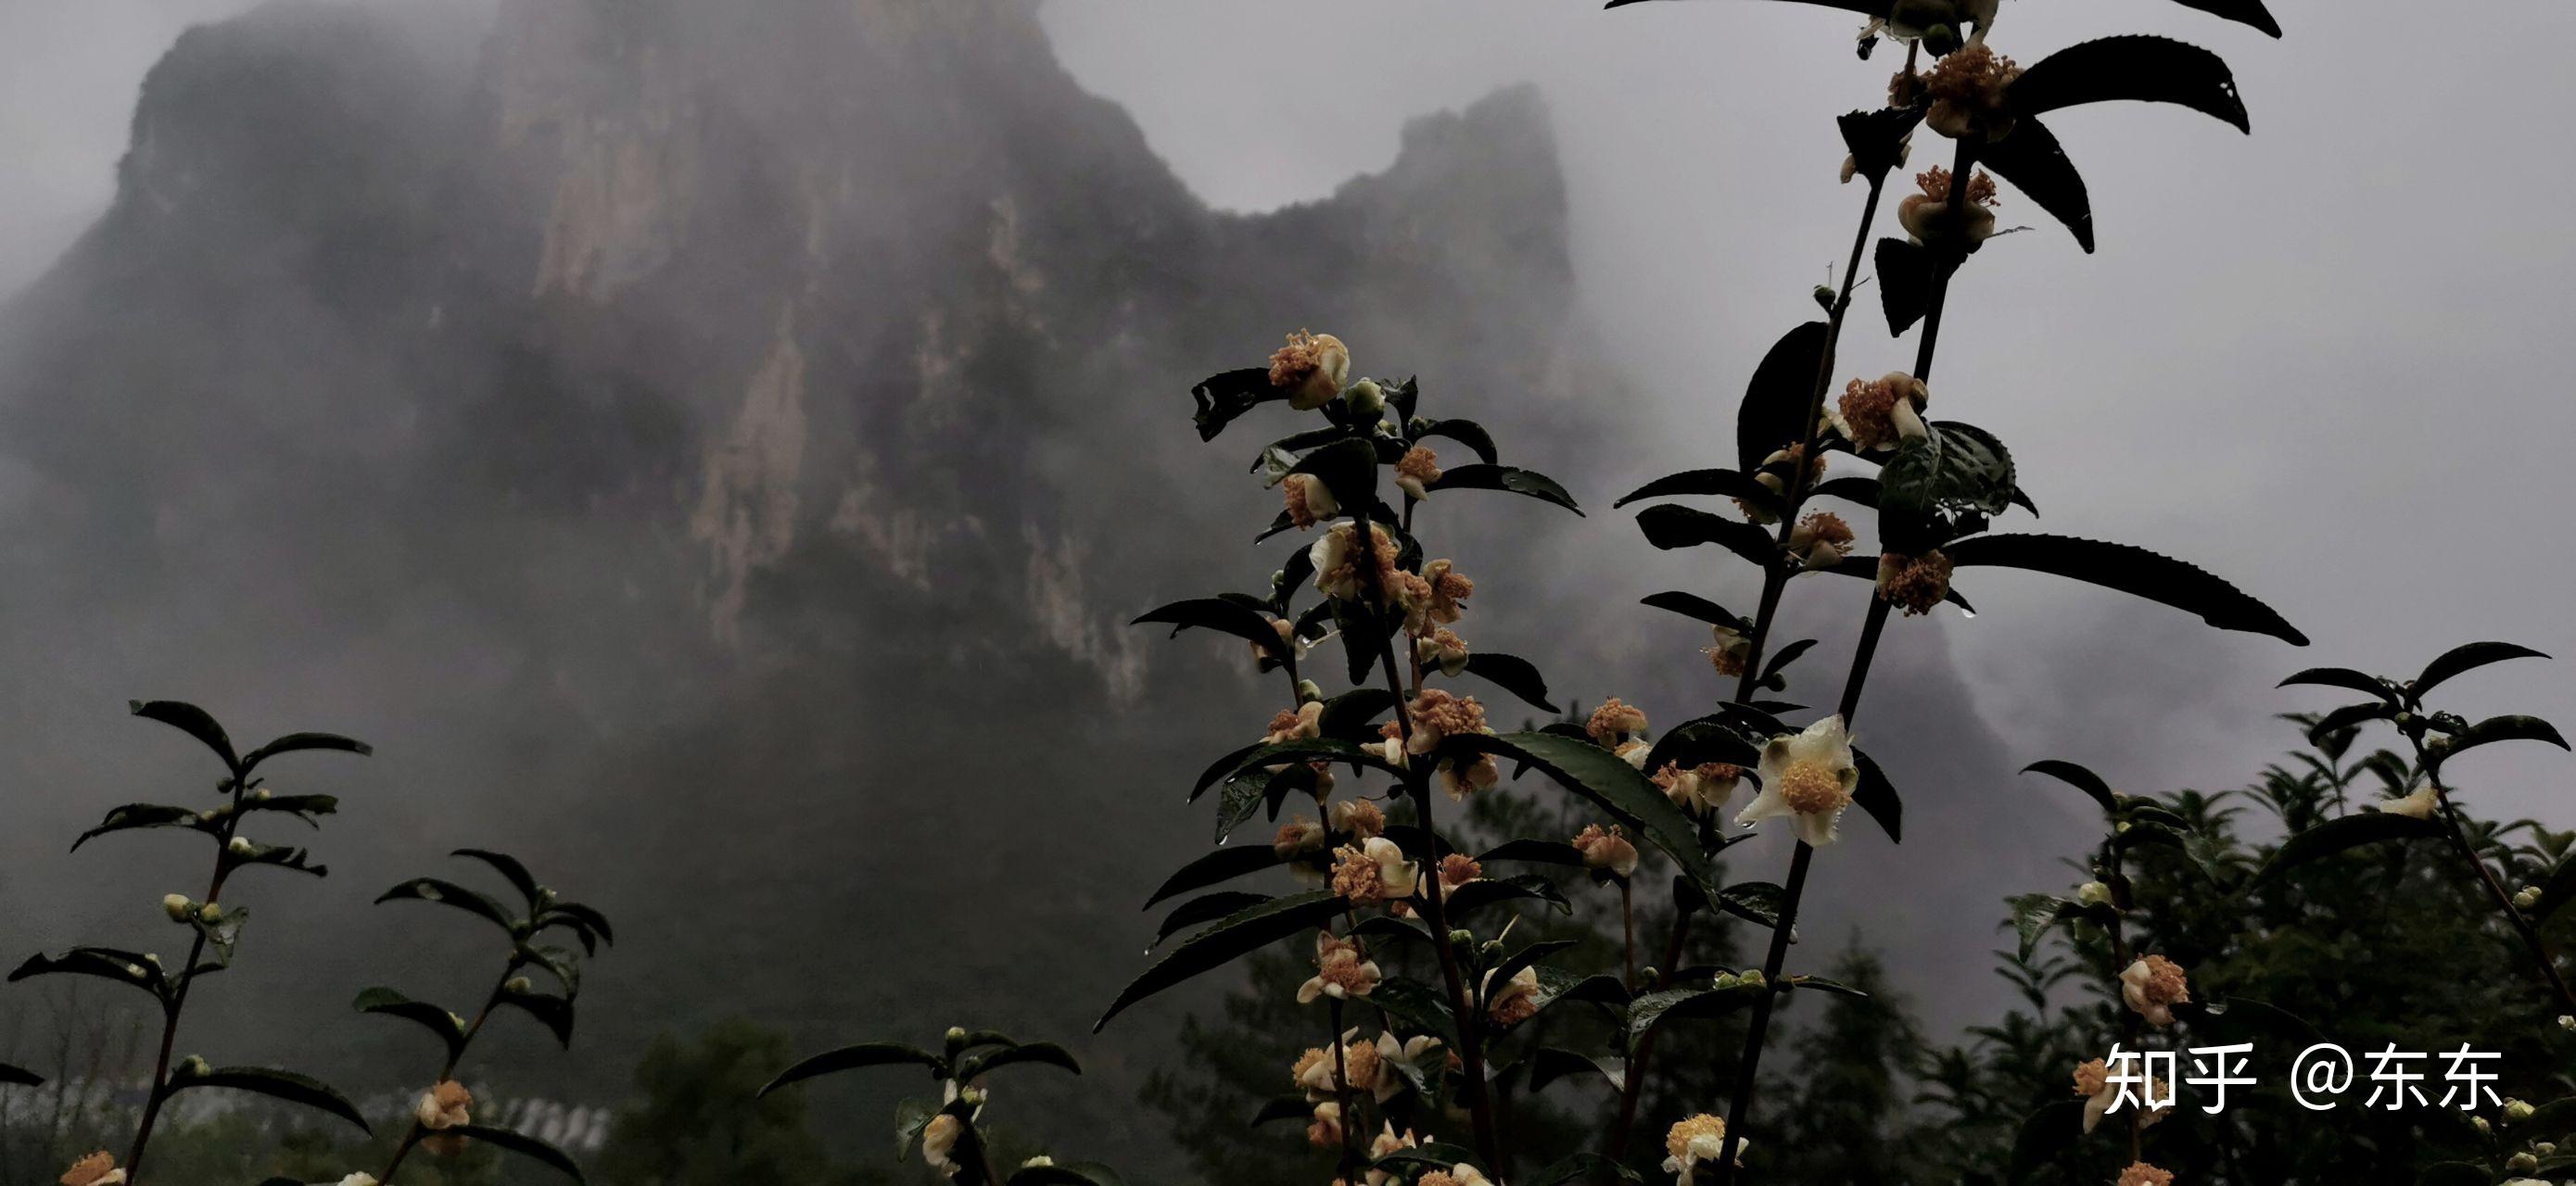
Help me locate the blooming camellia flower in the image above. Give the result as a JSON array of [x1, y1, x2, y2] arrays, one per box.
[[1921, 42, 2022, 140], [1307, 1101, 1345, 1149], [1586, 698, 1650, 746], [1416, 628, 1470, 676], [1300, 932, 1385, 1003], [1282, 473, 1340, 530], [58, 1152, 125, 1186], [1742, 444, 1825, 524], [2365, 785, 2438, 819], [1419, 1167, 1496, 1186], [920, 1113, 965, 1175], [1421, 853, 1483, 902], [1373, 1035, 1442, 1100], [1407, 688, 1490, 755], [1655, 761, 1745, 817], [1333, 798, 1386, 839], [1572, 824, 1641, 878], [1270, 330, 1350, 411], [2116, 1163, 2175, 1186], [1787, 511, 1858, 570], [1264, 701, 1324, 745], [1897, 166, 2000, 249], [1735, 715, 1861, 848], [2073, 1058, 2172, 1134], [1875, 549, 1954, 616], [1616, 740, 1654, 771], [1365, 1125, 1427, 1186], [1482, 965, 1541, 1028], [2121, 955, 2191, 1027], [1419, 559, 1474, 625], [1396, 446, 1443, 501], [1705, 623, 1753, 679], [1292, 1028, 1385, 1100], [414, 1079, 473, 1130], [1330, 839, 1415, 908], [1275, 817, 1326, 859], [336, 1176, 380, 1186], [1311, 523, 1399, 602], [1833, 372, 1931, 453], [1663, 1114, 1747, 1185]]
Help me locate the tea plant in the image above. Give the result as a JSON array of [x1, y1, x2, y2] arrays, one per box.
[[758, 1026, 1106, 1186], [8, 701, 372, 1185]]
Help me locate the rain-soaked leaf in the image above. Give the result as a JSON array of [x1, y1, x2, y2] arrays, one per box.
[[2009, 35, 2251, 133], [1614, 469, 1778, 514], [758, 1042, 944, 1096], [1944, 534, 2305, 644], [1424, 464, 1583, 516], [1096, 891, 1347, 1031], [1977, 117, 2092, 253], [1875, 237, 1936, 333], [1738, 322, 1831, 473], [449, 1125, 586, 1181], [2416, 642, 2549, 698], [161, 1064, 368, 1133], [1461, 652, 1559, 713], [129, 700, 240, 772], [1134, 599, 1290, 662], [1635, 505, 1779, 571], [2242, 814, 2446, 892]]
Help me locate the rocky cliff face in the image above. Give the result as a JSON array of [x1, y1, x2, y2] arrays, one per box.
[[0, 0, 1618, 1156]]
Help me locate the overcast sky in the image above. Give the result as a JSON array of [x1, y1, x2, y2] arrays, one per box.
[[3, 0, 2571, 1035]]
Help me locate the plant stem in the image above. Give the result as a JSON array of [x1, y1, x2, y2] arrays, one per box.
[[1706, 132, 1980, 1186], [126, 774, 250, 1184], [380, 966, 513, 1183], [2103, 839, 2143, 1165], [2415, 749, 2576, 1014], [1604, 156, 1896, 1165], [1347, 511, 1505, 1170]]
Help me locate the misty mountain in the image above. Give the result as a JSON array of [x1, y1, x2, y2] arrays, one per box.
[[0, 0, 2068, 1168]]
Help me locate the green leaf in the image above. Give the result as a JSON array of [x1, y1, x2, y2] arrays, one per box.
[[1313, 688, 1397, 742], [1977, 117, 2092, 253], [2242, 814, 2447, 892], [1877, 422, 2019, 519], [497, 984, 577, 1048], [2156, 0, 2279, 36], [1010, 1161, 1129, 1186], [240, 731, 372, 770], [1153, 891, 1272, 950], [225, 840, 327, 879], [1811, 553, 1977, 613], [1423, 464, 1584, 516], [1613, 469, 1777, 514], [1837, 106, 1921, 183], [1785, 974, 1870, 999], [2304, 701, 2394, 741], [1874, 237, 1935, 334], [452, 848, 542, 907], [1718, 882, 1783, 929], [1446, 732, 1719, 903], [1191, 368, 1281, 441], [2003, 893, 2078, 964], [242, 793, 340, 826], [189, 905, 251, 967], [2009, 35, 2252, 133], [1461, 652, 1559, 713], [1944, 533, 2305, 644], [376, 877, 522, 935], [1642, 719, 1760, 776], [1416, 419, 1498, 464], [1624, 982, 1758, 1054], [1639, 591, 1747, 632], [129, 700, 240, 773], [1528, 1048, 1627, 1094], [538, 901, 616, 951], [9, 947, 170, 1003], [1808, 475, 1879, 510], [957, 1041, 1083, 1081], [1447, 876, 1573, 919], [1852, 748, 1903, 844], [2416, 641, 2549, 697], [1737, 322, 1830, 473], [1195, 738, 1402, 798], [2528, 858, 2576, 926], [72, 803, 212, 851], [2437, 714, 2570, 764], [1635, 504, 1779, 571], [1289, 438, 1379, 515], [1134, 598, 1290, 662], [2005, 1098, 2087, 1183], [2277, 666, 2392, 700], [0, 1061, 39, 1087], [353, 987, 467, 1063], [1368, 975, 1461, 1046], [758, 1042, 944, 1097], [1096, 891, 1348, 1031], [893, 1097, 937, 1161], [1144, 847, 1287, 909], [161, 1064, 368, 1133], [448, 1125, 586, 1182], [2021, 760, 2118, 815]]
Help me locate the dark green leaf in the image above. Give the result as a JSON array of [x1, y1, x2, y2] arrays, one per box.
[[2438, 714, 2570, 764], [1478, 839, 1588, 867], [1852, 748, 1903, 844], [2009, 35, 2251, 133], [1192, 368, 1280, 441], [1874, 237, 1936, 334], [1416, 419, 1498, 464], [2156, 0, 2278, 36], [2416, 642, 2549, 698], [240, 732, 372, 770], [376, 877, 522, 935], [1461, 652, 1559, 713], [1195, 738, 1402, 798], [2005, 1098, 2087, 1183], [2004, 893, 2077, 964], [1144, 847, 1287, 909], [2528, 858, 2576, 926], [1838, 106, 1922, 182], [0, 1062, 38, 1087], [353, 987, 466, 1061], [2021, 759, 2118, 815], [452, 849, 542, 907], [1096, 891, 1348, 1031], [1423, 464, 1583, 516], [129, 700, 240, 772], [226, 840, 327, 879], [957, 1041, 1082, 1081], [1134, 598, 1290, 663], [1738, 322, 1831, 473], [758, 1042, 944, 1096], [1447, 876, 1573, 919], [448, 1125, 586, 1181], [1289, 438, 1379, 516], [1614, 469, 1777, 513], [8, 947, 169, 1002], [1978, 116, 2092, 253], [1624, 982, 1757, 1053], [1944, 533, 2305, 644], [497, 985, 577, 1047], [1635, 504, 1779, 571], [1447, 732, 1719, 902], [1368, 975, 1461, 1045], [1639, 591, 1747, 632], [72, 803, 211, 851], [1528, 1048, 1626, 1094], [162, 1064, 368, 1133], [1808, 475, 1879, 510], [2277, 666, 2392, 700], [2305, 701, 2394, 741], [1642, 719, 1760, 776], [2243, 814, 2447, 892], [1315, 688, 1398, 742], [1153, 891, 1271, 950]]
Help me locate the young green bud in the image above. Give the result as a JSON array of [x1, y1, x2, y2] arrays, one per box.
[[503, 976, 534, 995], [1295, 679, 1324, 705], [197, 902, 222, 924], [162, 894, 194, 921], [2075, 880, 2115, 908], [2506, 1151, 2538, 1173], [1344, 379, 1385, 419], [2515, 885, 2543, 910], [2505, 1098, 2535, 1123]]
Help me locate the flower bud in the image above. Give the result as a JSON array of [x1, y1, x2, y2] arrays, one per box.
[[2539, 1142, 2559, 1156], [1713, 972, 1741, 990], [162, 894, 194, 921], [504, 977, 534, 995], [945, 1026, 969, 1043], [2473, 1116, 2493, 1135], [197, 902, 222, 924], [180, 1054, 209, 1077], [1740, 969, 1766, 988], [2506, 1151, 2538, 1173], [227, 837, 253, 855], [250, 787, 273, 801], [2515, 886, 2543, 910], [1296, 679, 1324, 705], [959, 1086, 989, 1107], [1344, 379, 1385, 419], [1022, 1156, 1056, 1169], [2075, 881, 2114, 908], [2506, 1098, 2535, 1123], [1447, 929, 1476, 948], [2559, 1015, 2575, 1031]]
